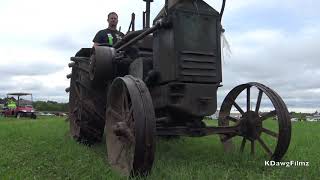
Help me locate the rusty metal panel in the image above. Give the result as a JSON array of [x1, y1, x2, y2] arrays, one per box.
[[151, 82, 218, 117], [178, 51, 219, 82]]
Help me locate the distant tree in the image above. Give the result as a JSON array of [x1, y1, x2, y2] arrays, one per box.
[[290, 112, 306, 121], [47, 100, 58, 104], [33, 101, 68, 112]]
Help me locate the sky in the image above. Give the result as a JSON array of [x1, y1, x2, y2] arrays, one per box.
[[0, 0, 319, 113]]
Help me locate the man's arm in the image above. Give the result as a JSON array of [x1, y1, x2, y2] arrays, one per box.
[[93, 42, 101, 47], [119, 31, 125, 38], [92, 30, 103, 47]]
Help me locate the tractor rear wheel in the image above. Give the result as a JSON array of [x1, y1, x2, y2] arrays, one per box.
[[68, 56, 106, 145]]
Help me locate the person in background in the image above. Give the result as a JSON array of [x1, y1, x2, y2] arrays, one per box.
[[7, 98, 16, 109]]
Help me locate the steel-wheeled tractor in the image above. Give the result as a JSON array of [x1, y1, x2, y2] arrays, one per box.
[[66, 0, 291, 176]]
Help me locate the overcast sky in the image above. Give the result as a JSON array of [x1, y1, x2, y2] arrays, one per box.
[[0, 0, 319, 113]]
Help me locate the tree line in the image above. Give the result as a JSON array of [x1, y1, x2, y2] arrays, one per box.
[[0, 98, 68, 112], [33, 101, 68, 112]]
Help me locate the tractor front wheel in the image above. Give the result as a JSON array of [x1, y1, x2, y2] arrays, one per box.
[[218, 82, 291, 161], [105, 75, 156, 176]]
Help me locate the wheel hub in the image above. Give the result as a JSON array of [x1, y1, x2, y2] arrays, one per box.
[[239, 111, 262, 141], [112, 122, 134, 142]]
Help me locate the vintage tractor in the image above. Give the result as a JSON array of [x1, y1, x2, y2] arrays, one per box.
[[66, 0, 291, 176]]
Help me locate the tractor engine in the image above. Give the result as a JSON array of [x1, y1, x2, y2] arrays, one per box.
[[151, 0, 223, 124], [85, 0, 223, 127]]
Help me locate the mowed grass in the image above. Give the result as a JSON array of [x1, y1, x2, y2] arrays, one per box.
[[0, 116, 319, 179]]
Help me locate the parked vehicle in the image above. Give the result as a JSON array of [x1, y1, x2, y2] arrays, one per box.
[[2, 93, 37, 119]]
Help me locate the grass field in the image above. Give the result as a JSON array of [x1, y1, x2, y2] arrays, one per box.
[[0, 116, 319, 179]]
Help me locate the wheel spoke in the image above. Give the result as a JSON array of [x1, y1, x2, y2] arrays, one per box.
[[108, 107, 123, 120], [257, 137, 273, 157], [114, 144, 126, 164], [255, 90, 263, 113], [251, 140, 255, 155], [240, 137, 246, 152], [261, 110, 276, 121], [226, 115, 240, 123], [125, 107, 133, 123], [247, 87, 251, 112], [233, 101, 245, 115], [262, 127, 278, 138]]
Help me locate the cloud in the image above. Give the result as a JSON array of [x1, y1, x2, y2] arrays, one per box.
[[0, 69, 70, 102], [0, 62, 62, 77], [45, 35, 80, 52], [0, 0, 319, 112], [218, 24, 320, 111]]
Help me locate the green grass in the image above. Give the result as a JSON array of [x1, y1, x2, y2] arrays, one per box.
[[0, 116, 319, 179]]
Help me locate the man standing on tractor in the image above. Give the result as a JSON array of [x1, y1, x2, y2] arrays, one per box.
[[93, 12, 124, 47]]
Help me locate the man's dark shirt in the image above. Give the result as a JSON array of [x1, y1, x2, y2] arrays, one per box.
[[93, 28, 124, 46]]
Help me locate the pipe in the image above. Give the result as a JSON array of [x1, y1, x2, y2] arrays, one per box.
[[113, 30, 145, 49], [145, 1, 151, 28], [143, 11, 146, 29], [132, 13, 135, 31], [126, 13, 135, 34], [220, 0, 226, 21], [165, 0, 168, 13], [116, 20, 163, 52]]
